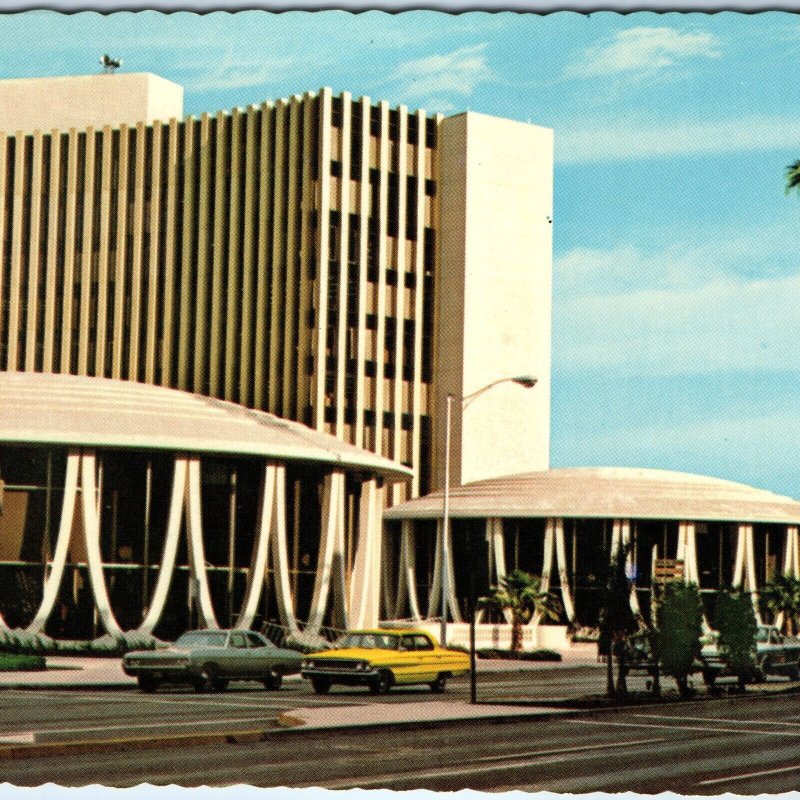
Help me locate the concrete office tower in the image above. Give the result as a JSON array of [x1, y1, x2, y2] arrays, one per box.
[[435, 112, 553, 487], [0, 73, 183, 133], [0, 75, 551, 504]]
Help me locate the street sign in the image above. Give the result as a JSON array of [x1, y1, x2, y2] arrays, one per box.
[[654, 558, 684, 584]]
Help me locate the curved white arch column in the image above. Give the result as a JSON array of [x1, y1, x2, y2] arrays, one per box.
[[185, 458, 218, 629], [235, 463, 277, 631], [81, 452, 123, 636], [307, 471, 347, 633], [530, 518, 575, 626], [25, 450, 81, 634], [774, 525, 799, 631], [733, 523, 761, 623], [392, 520, 422, 620], [426, 517, 462, 625], [476, 518, 510, 623], [349, 478, 386, 628], [269, 466, 299, 635], [138, 457, 188, 634], [676, 521, 710, 631]]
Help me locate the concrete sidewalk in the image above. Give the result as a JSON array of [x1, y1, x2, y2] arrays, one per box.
[[276, 700, 580, 731]]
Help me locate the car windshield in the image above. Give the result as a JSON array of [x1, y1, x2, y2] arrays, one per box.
[[336, 632, 400, 650], [175, 631, 228, 648]]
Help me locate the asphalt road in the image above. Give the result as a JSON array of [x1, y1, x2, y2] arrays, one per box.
[[2, 692, 799, 792], [0, 665, 635, 744]]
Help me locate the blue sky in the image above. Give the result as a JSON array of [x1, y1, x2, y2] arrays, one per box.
[[3, 11, 800, 495]]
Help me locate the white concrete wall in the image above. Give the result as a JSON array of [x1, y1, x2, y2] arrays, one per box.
[[436, 111, 553, 488], [0, 73, 183, 133]]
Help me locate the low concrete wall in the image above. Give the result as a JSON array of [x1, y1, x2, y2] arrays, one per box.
[[410, 621, 570, 651]]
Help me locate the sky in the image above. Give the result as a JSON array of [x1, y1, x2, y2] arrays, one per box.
[[1, 10, 800, 496]]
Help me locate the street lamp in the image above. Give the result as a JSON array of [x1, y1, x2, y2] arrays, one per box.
[[440, 374, 538, 650]]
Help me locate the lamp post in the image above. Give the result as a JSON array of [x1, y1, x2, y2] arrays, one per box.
[[440, 374, 538, 649]]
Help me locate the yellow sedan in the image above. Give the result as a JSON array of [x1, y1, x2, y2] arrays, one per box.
[[300, 628, 470, 694]]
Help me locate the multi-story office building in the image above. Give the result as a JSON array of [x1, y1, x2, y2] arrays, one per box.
[[0, 72, 553, 637], [0, 72, 553, 501]]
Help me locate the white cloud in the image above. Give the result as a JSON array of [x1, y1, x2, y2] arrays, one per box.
[[566, 26, 721, 80], [556, 114, 800, 163], [553, 235, 800, 376], [556, 230, 799, 299], [389, 43, 493, 101]]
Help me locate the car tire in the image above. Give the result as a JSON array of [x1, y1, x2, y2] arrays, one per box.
[[702, 669, 717, 688], [789, 661, 800, 682], [754, 658, 768, 683], [311, 677, 331, 695], [195, 666, 222, 693], [429, 673, 448, 693], [263, 669, 283, 691], [369, 670, 393, 694], [137, 675, 160, 693]]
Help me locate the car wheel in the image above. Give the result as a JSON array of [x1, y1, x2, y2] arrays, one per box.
[[311, 677, 331, 695], [754, 658, 769, 683], [789, 661, 800, 682], [369, 670, 393, 694], [263, 669, 282, 691], [429, 673, 448, 693], [702, 669, 717, 688], [195, 666, 220, 693], [213, 678, 229, 692], [137, 675, 160, 693]]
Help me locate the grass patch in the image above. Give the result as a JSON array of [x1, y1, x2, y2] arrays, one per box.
[[0, 652, 46, 672]]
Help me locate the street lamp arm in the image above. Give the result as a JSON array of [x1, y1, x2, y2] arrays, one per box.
[[460, 375, 538, 409]]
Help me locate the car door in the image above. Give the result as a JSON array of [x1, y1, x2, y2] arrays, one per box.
[[225, 631, 250, 678], [412, 634, 440, 680]]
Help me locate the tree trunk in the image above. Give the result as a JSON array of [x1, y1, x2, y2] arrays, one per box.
[[615, 638, 628, 698], [511, 618, 523, 652], [606, 639, 615, 698]]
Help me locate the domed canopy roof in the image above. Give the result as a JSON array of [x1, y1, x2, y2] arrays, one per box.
[[0, 372, 411, 481], [384, 467, 800, 524]]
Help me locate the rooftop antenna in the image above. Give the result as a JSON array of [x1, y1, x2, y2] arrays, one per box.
[[100, 54, 122, 74]]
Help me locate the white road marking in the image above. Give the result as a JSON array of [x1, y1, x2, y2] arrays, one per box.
[[0, 733, 35, 744], [634, 713, 800, 728], [471, 737, 666, 763], [566, 718, 800, 738], [311, 737, 667, 789], [4, 715, 276, 740], [698, 764, 800, 786]]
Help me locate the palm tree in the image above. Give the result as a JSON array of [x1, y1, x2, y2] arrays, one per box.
[[479, 569, 560, 652], [761, 574, 800, 635], [786, 161, 800, 197]]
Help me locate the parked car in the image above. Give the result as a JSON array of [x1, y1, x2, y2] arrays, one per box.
[[701, 625, 800, 685], [300, 628, 470, 695], [122, 629, 302, 693]]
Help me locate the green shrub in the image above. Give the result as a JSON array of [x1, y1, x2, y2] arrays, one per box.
[[0, 652, 46, 672], [657, 582, 703, 697], [476, 648, 562, 661], [715, 589, 758, 689]]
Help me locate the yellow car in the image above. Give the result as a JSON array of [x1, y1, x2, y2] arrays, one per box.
[[300, 628, 470, 694]]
